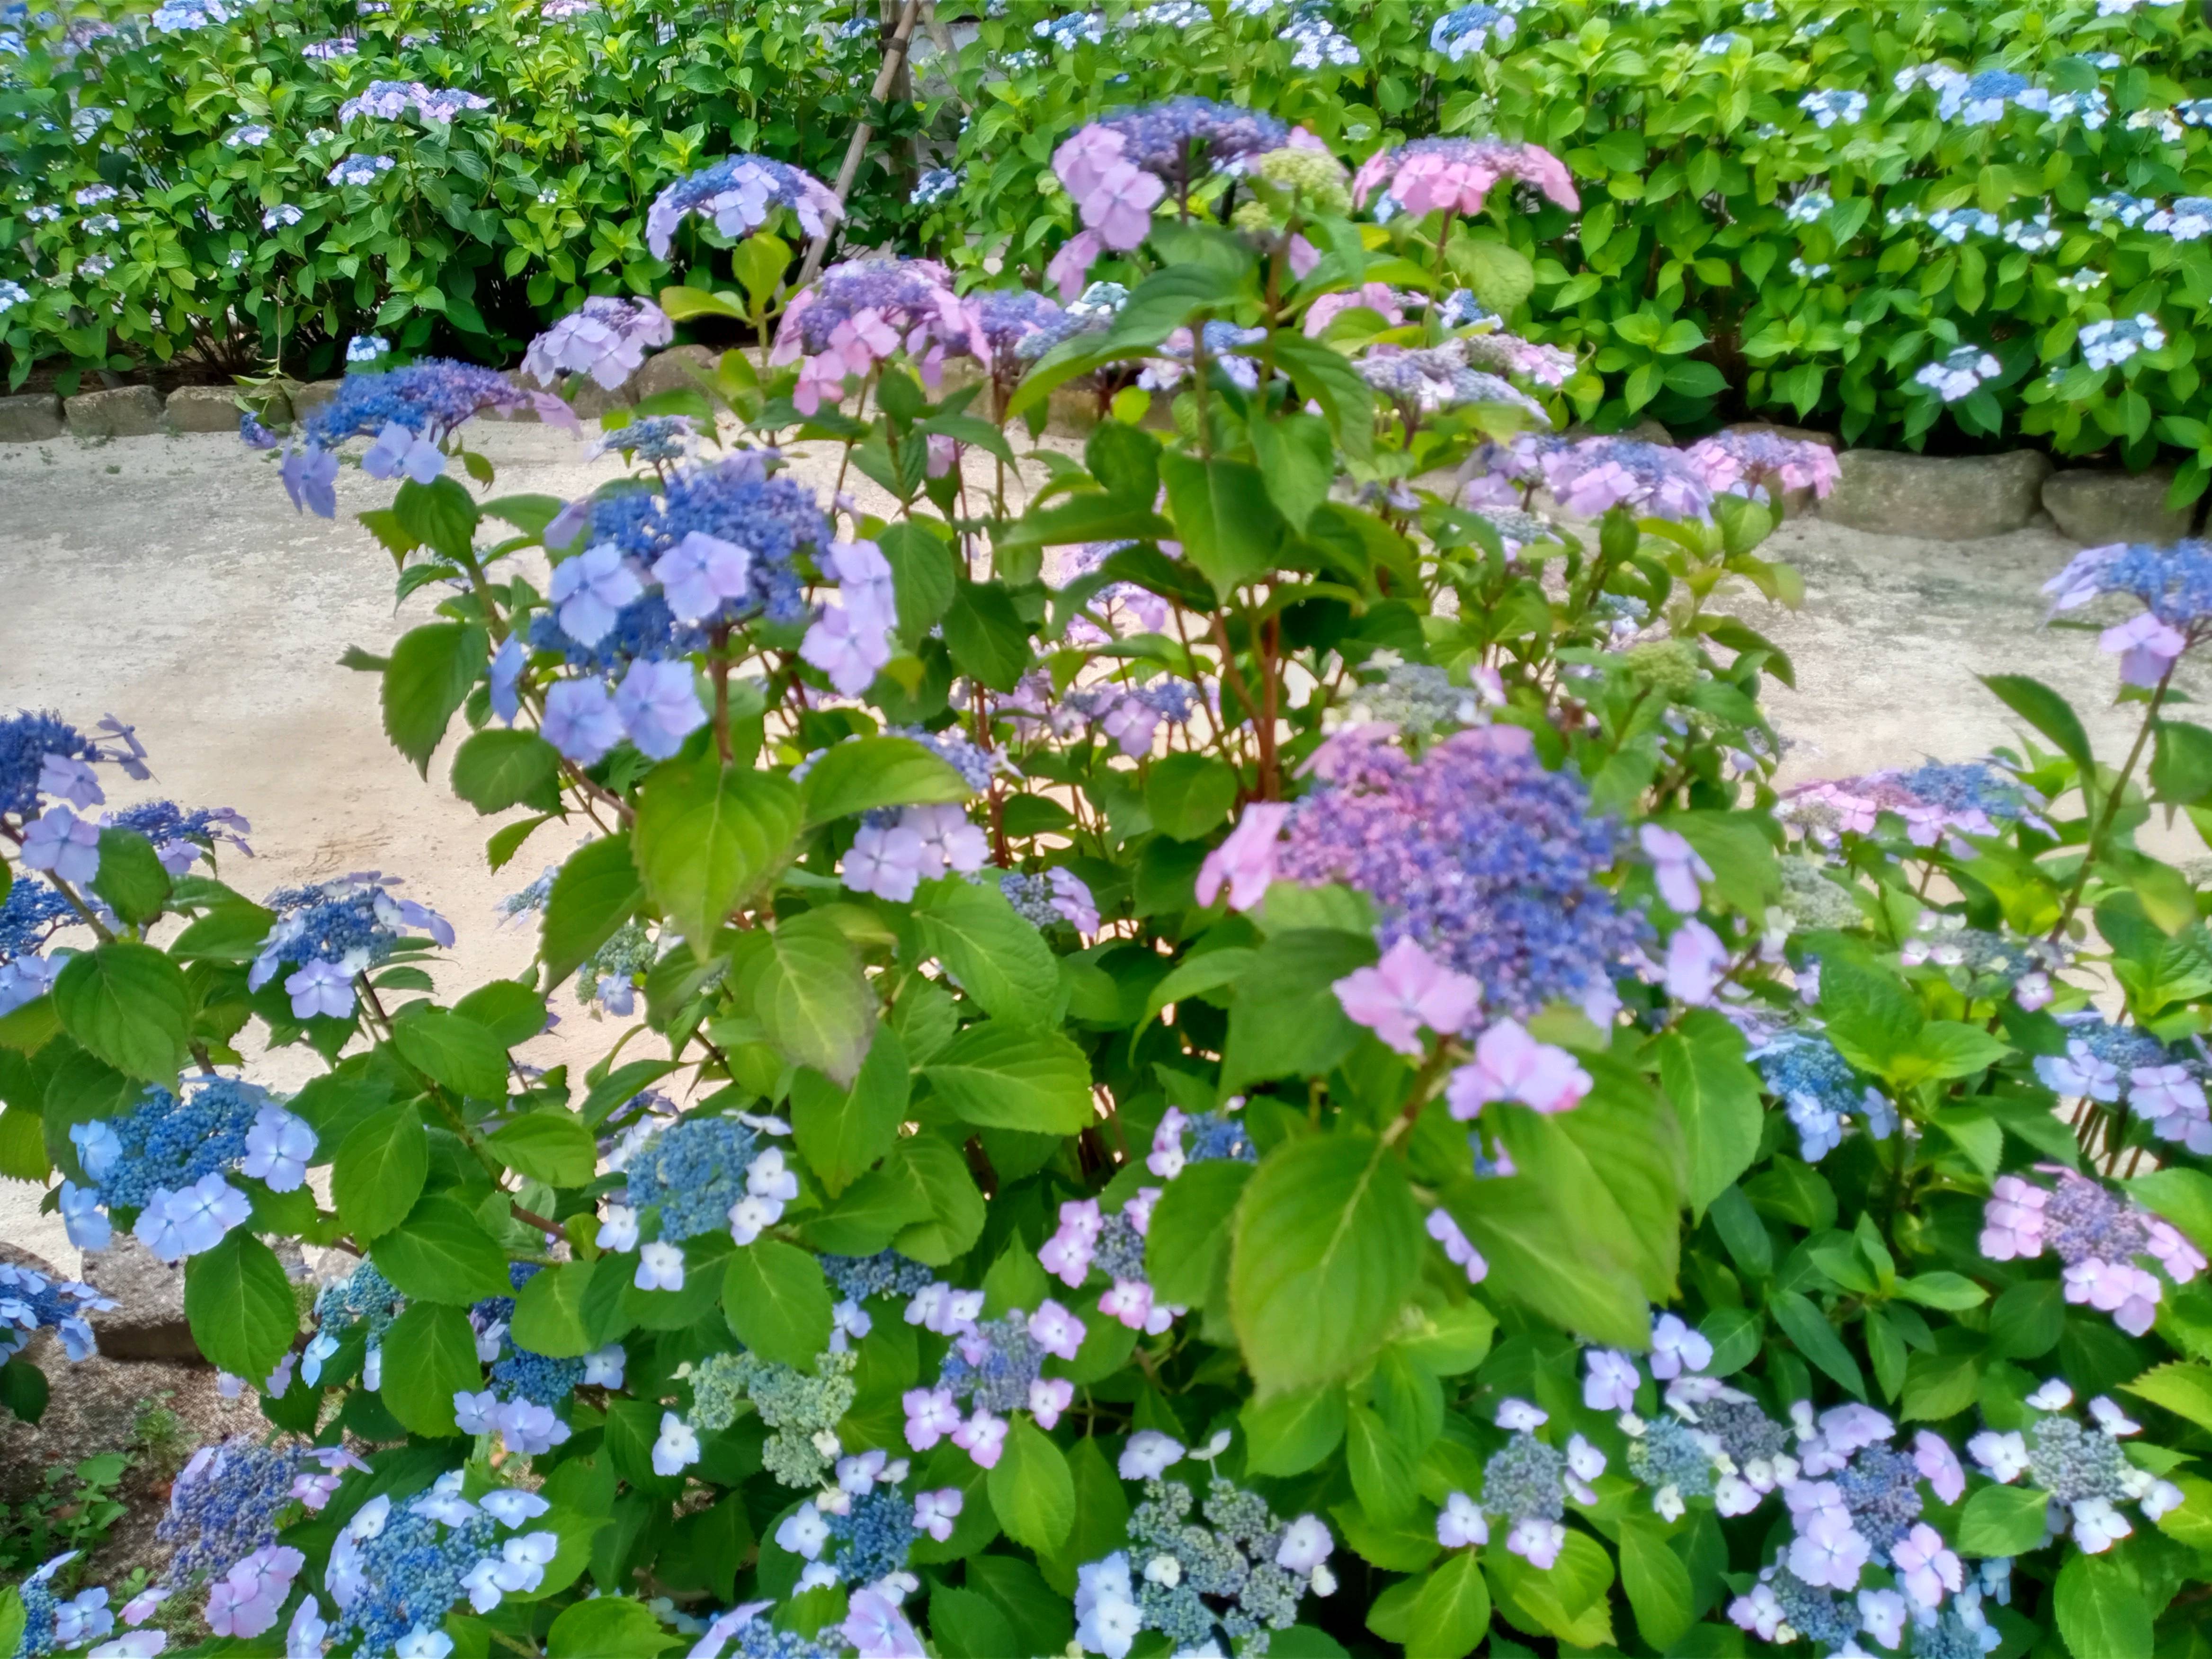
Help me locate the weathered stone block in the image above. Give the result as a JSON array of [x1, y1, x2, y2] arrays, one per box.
[[78, 1234, 199, 1362], [2042, 465, 2195, 547], [1819, 448, 2052, 540], [0, 392, 64, 442], [64, 384, 164, 438], [633, 345, 722, 401], [289, 379, 346, 421], [568, 375, 636, 420], [162, 384, 249, 433]]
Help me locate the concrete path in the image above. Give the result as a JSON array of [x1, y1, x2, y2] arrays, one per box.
[[0, 425, 2189, 1269]]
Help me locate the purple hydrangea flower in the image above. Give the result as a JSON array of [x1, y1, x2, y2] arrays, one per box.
[[521, 296, 675, 392], [612, 658, 706, 759], [549, 544, 646, 647], [541, 679, 625, 764], [643, 154, 841, 261]]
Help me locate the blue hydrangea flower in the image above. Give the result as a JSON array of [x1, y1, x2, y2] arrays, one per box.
[[2080, 313, 2166, 370], [1800, 88, 1867, 128], [1913, 346, 2001, 402]]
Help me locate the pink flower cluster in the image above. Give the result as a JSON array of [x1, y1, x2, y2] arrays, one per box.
[[205, 1545, 304, 1639], [1303, 283, 1409, 338], [800, 537, 899, 696], [1681, 428, 1843, 505], [771, 258, 989, 415], [1041, 1188, 1185, 1334], [1052, 124, 1168, 254], [1980, 1169, 2206, 1336], [1350, 137, 1579, 218]]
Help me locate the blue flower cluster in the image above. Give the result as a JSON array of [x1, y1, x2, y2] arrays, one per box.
[[2046, 538, 2212, 628], [156, 1436, 303, 1578], [249, 871, 453, 1019], [577, 452, 830, 631], [620, 1112, 765, 1241], [0, 1261, 110, 1364], [1092, 97, 1289, 185], [328, 1490, 498, 1655], [1278, 728, 1650, 1020], [1889, 761, 2041, 825], [1749, 1030, 1888, 1161], [1430, 2, 1513, 60], [303, 360, 526, 453], [0, 876, 73, 1016], [75, 1077, 264, 1211], [824, 1485, 919, 1586], [821, 1250, 938, 1304], [106, 799, 252, 873]]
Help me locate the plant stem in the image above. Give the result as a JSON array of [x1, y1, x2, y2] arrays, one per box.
[[2051, 657, 2177, 940]]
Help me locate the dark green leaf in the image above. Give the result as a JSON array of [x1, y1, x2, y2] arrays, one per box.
[[53, 943, 189, 1084], [376, 1302, 482, 1436], [383, 621, 488, 775], [450, 729, 563, 814], [333, 1104, 430, 1241], [798, 736, 967, 827], [182, 1232, 296, 1380], [986, 1416, 1074, 1552], [722, 1239, 832, 1366], [920, 1021, 1094, 1134], [391, 1005, 509, 1098], [633, 754, 801, 951], [792, 1026, 910, 1197], [90, 830, 170, 926], [372, 1193, 513, 1303], [485, 1110, 598, 1186]]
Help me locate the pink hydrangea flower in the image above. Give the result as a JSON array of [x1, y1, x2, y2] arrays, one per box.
[[1445, 1018, 1591, 1116], [1334, 936, 1481, 1054], [1195, 802, 1290, 911]]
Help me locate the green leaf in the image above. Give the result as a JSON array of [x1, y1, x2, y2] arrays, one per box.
[[1247, 411, 1336, 532], [742, 913, 877, 1087], [876, 521, 960, 646], [510, 1259, 601, 1358], [450, 729, 562, 814], [90, 830, 170, 926], [169, 901, 280, 963], [1955, 1483, 2052, 1556], [1220, 928, 1374, 1094], [799, 735, 968, 827], [1407, 1550, 1490, 1659], [932, 1587, 1018, 1659], [915, 880, 1061, 1026], [1981, 673, 2095, 777], [53, 943, 190, 1084], [1456, 235, 1536, 315], [986, 1416, 1075, 1553], [1145, 1157, 1252, 1306], [1891, 1021, 2011, 1088], [1037, 1436, 1131, 1594], [1771, 1291, 1866, 1399], [1135, 947, 1253, 1050], [884, 1134, 986, 1266], [1618, 1517, 1695, 1650], [1488, 1530, 1614, 1648], [1895, 1271, 1989, 1311], [1346, 1401, 1421, 1525], [2151, 719, 2212, 805], [181, 1231, 295, 1380], [2054, 1551, 2152, 1659], [920, 1021, 1094, 1134], [2123, 1361, 2212, 1432], [633, 754, 801, 951], [1231, 1133, 1423, 1395], [1145, 754, 1240, 842], [452, 980, 549, 1047], [390, 1005, 509, 1098], [371, 1194, 513, 1303], [332, 1104, 430, 1241], [543, 833, 643, 984], [793, 1026, 910, 1197], [1160, 452, 1284, 595], [547, 1597, 679, 1659], [1655, 1009, 1763, 1218], [1241, 1385, 1347, 1476], [722, 1239, 832, 1367], [485, 1110, 598, 1186], [375, 1302, 482, 1436], [0, 1590, 24, 1659], [2127, 1168, 2212, 1255], [394, 474, 481, 561], [382, 621, 488, 774], [941, 580, 1033, 692]]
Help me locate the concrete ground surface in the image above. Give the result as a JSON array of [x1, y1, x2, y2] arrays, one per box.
[[0, 424, 2193, 1282]]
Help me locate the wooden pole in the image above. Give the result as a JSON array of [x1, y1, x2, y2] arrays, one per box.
[[797, 0, 925, 286]]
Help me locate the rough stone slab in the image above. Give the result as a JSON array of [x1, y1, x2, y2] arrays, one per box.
[[1819, 448, 2052, 540], [1567, 417, 1673, 446], [290, 379, 345, 421], [568, 375, 637, 420], [0, 392, 64, 442], [634, 345, 722, 401], [2042, 465, 2195, 547], [78, 1233, 199, 1361], [163, 384, 249, 433], [64, 384, 164, 438]]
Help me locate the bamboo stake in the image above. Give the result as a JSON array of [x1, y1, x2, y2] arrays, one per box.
[[797, 0, 924, 286]]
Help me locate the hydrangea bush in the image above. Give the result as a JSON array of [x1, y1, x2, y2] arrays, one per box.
[[0, 0, 922, 386], [6, 82, 2212, 1659]]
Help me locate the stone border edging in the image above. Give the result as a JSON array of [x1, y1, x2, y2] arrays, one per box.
[[5, 374, 2201, 546]]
